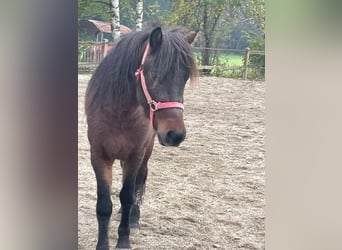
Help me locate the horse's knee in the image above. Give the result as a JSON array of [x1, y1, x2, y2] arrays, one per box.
[[96, 190, 112, 218], [96, 200, 112, 217], [119, 185, 134, 206]]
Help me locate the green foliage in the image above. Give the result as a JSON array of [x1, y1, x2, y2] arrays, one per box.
[[239, 0, 265, 79], [167, 0, 231, 66], [194, 52, 243, 65], [78, 0, 265, 80], [78, 44, 90, 61], [246, 31, 265, 79], [243, 0, 265, 31], [194, 52, 264, 80], [78, 0, 174, 31], [210, 53, 245, 78], [210, 64, 264, 80], [119, 0, 135, 28], [213, 53, 244, 67], [78, 0, 111, 22]]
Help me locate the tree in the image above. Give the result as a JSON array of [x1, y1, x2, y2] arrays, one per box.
[[78, 0, 111, 22], [233, 0, 265, 75], [224, 0, 265, 49], [168, 0, 229, 66], [135, 0, 144, 31], [166, 0, 265, 66], [111, 0, 121, 41]]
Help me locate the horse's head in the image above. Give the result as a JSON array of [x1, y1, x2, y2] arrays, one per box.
[[136, 27, 198, 147]]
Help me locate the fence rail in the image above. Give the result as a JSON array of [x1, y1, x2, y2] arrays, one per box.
[[78, 41, 112, 63], [78, 41, 264, 79]]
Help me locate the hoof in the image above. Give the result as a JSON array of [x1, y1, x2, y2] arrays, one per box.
[[129, 220, 140, 229], [116, 236, 131, 249], [129, 221, 140, 236], [115, 241, 131, 249]]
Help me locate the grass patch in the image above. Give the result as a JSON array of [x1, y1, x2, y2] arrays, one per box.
[[217, 53, 244, 67], [194, 52, 244, 67]]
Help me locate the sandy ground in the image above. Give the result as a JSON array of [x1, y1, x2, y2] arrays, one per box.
[[78, 74, 265, 249]]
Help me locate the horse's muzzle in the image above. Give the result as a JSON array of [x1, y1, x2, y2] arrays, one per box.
[[158, 130, 186, 147]]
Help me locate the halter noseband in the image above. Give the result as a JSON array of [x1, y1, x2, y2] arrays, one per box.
[[135, 42, 184, 127]]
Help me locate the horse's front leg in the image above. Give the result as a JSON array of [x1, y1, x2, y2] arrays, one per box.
[[130, 138, 154, 228], [129, 160, 148, 229], [91, 152, 114, 250], [116, 156, 143, 249]]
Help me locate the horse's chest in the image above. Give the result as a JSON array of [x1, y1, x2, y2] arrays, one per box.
[[108, 123, 153, 159]]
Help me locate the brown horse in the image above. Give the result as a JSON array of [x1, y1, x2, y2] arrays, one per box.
[[85, 26, 198, 249]]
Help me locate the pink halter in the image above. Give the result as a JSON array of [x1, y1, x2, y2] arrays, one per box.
[[135, 42, 184, 127]]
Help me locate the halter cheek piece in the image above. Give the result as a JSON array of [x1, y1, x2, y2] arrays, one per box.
[[135, 43, 184, 127]]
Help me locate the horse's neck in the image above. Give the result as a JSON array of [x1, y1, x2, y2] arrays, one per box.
[[109, 104, 149, 130]]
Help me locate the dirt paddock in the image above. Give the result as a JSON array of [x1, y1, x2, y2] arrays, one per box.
[[78, 74, 265, 249]]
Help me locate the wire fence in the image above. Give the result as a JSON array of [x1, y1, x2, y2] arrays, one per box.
[[193, 47, 264, 80]]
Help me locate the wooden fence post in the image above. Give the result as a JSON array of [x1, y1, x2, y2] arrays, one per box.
[[243, 47, 250, 80], [103, 40, 108, 59]]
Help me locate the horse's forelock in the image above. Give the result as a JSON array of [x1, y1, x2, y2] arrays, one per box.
[[152, 29, 197, 85]]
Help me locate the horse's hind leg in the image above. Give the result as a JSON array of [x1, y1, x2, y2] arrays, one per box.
[[91, 151, 114, 250]]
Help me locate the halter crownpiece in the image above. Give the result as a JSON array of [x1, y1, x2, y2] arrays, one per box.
[[135, 42, 184, 128]]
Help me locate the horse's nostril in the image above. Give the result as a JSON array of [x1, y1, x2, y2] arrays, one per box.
[[166, 130, 186, 145]]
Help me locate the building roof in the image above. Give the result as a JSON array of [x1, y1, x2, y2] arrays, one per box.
[[86, 19, 132, 34]]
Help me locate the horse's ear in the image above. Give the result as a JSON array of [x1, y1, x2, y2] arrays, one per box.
[[184, 29, 199, 44], [149, 27, 163, 52]]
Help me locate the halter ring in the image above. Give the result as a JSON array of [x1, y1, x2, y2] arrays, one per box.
[[149, 101, 158, 111]]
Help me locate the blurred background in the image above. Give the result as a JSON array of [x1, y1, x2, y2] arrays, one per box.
[[78, 0, 265, 80], [0, 0, 341, 249]]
